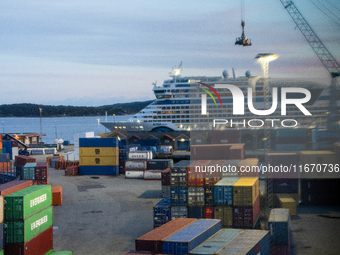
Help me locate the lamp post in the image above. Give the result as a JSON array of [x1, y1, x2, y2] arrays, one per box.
[[96, 118, 100, 135], [2, 121, 4, 134]]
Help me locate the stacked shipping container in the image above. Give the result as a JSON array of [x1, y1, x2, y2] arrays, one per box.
[[79, 138, 119, 175], [268, 209, 291, 255]]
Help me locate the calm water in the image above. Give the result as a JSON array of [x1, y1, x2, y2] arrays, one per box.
[[0, 115, 131, 144]]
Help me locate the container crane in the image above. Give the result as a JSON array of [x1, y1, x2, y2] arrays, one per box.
[[279, 0, 340, 131]]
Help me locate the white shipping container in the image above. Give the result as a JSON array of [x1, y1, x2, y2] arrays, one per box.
[[143, 170, 162, 180], [125, 161, 147, 170], [125, 170, 144, 179], [128, 151, 152, 160]]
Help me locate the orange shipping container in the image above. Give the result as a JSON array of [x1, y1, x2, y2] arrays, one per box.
[[0, 161, 11, 172], [52, 186, 63, 206]]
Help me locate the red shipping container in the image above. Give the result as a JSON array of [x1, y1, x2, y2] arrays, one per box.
[[204, 160, 224, 186], [229, 144, 245, 160], [233, 195, 260, 228], [135, 218, 196, 253], [65, 166, 79, 176], [0, 180, 33, 196], [161, 168, 171, 186], [33, 177, 49, 185], [205, 206, 214, 219], [0, 162, 11, 172], [35, 162, 49, 180], [188, 160, 210, 186], [210, 130, 240, 144], [52, 186, 63, 206], [4, 227, 53, 255], [15, 156, 36, 167]]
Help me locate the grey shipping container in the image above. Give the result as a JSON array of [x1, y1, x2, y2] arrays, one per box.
[[218, 230, 270, 255], [268, 209, 291, 245], [162, 186, 171, 198], [162, 219, 222, 254], [188, 187, 205, 206], [171, 206, 188, 220], [190, 229, 243, 255]]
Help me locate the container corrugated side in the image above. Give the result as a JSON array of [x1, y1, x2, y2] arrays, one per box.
[[233, 195, 260, 228], [214, 206, 233, 228], [188, 206, 205, 219], [171, 187, 188, 206], [79, 137, 118, 147], [233, 177, 259, 206], [79, 147, 118, 157], [214, 177, 239, 206], [268, 208, 290, 245], [218, 230, 270, 255], [4, 185, 52, 220], [171, 207, 188, 220], [171, 161, 192, 187], [4, 226, 53, 255], [4, 206, 53, 243], [188, 187, 205, 206], [190, 229, 243, 255], [204, 160, 225, 187], [153, 197, 171, 227], [23, 163, 37, 180], [136, 218, 196, 253], [79, 166, 119, 175], [204, 187, 214, 206], [79, 156, 118, 166], [162, 219, 222, 254], [278, 197, 296, 216]]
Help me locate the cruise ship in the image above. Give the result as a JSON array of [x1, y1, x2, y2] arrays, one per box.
[[101, 62, 338, 132]]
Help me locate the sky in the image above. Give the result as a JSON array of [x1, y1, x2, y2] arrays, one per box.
[[0, 0, 339, 106]]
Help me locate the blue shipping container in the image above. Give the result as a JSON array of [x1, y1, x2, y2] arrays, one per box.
[[153, 197, 171, 227], [188, 207, 205, 219], [218, 230, 270, 255], [133, 139, 160, 146], [79, 166, 119, 175], [50, 158, 58, 168], [190, 229, 243, 255], [171, 206, 188, 220], [171, 160, 192, 187], [268, 208, 290, 245], [214, 178, 239, 206], [162, 219, 222, 254], [147, 160, 171, 170], [171, 187, 188, 206], [79, 137, 118, 147], [205, 187, 214, 206], [0, 173, 16, 184]]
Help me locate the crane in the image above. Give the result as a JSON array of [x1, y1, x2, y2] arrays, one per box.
[[235, 0, 252, 46], [279, 0, 340, 131]]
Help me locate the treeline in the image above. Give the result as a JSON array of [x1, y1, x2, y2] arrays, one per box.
[[0, 100, 154, 117]]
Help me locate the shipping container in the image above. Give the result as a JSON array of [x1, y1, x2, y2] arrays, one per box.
[[299, 151, 337, 178], [79, 137, 118, 147], [128, 151, 153, 160], [276, 129, 306, 137], [214, 206, 233, 228], [204, 187, 214, 206], [188, 161, 210, 187], [4, 185, 52, 220], [52, 186, 62, 206], [190, 229, 243, 255], [0, 250, 3, 255], [222, 160, 241, 177], [218, 230, 270, 255], [79, 147, 118, 157], [125, 161, 147, 170], [266, 153, 299, 179], [214, 177, 239, 206], [147, 159, 173, 170], [275, 194, 299, 206], [45, 251, 73, 255], [273, 179, 299, 194], [78, 166, 119, 175], [233, 177, 260, 206], [268, 209, 290, 245], [4, 227, 53, 255], [4, 206, 53, 243], [162, 185, 171, 198], [23, 163, 37, 180], [144, 170, 162, 180], [171, 187, 188, 206], [188, 187, 205, 206], [191, 144, 245, 160], [50, 158, 58, 168], [153, 197, 171, 227], [233, 195, 260, 228], [171, 207, 188, 220], [0, 180, 33, 196], [125, 170, 144, 179], [0, 154, 9, 162], [35, 162, 49, 181], [79, 156, 118, 166], [162, 219, 222, 254], [188, 206, 205, 219], [65, 166, 79, 176], [238, 158, 259, 177], [204, 160, 225, 187], [171, 161, 192, 187], [204, 207, 214, 219], [278, 197, 296, 216], [136, 218, 196, 253], [161, 168, 171, 186]]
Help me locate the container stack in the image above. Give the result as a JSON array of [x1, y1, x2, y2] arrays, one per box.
[[3, 185, 53, 255], [268, 209, 291, 255], [118, 144, 140, 175], [22, 163, 37, 181], [161, 168, 171, 197], [153, 197, 171, 228], [1, 142, 12, 160], [73, 132, 95, 161], [0, 154, 11, 174], [78, 137, 119, 175], [124, 150, 152, 179], [144, 159, 174, 181]]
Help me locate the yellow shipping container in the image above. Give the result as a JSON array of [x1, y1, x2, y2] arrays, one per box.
[[279, 197, 297, 216], [214, 206, 233, 227], [233, 177, 260, 206], [276, 193, 299, 206], [79, 147, 118, 157], [79, 156, 119, 166]]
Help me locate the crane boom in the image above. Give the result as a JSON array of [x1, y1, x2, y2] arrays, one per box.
[[279, 0, 340, 77]]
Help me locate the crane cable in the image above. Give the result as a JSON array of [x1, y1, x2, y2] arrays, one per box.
[[309, 0, 340, 28]]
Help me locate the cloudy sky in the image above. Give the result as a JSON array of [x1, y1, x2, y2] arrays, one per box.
[[0, 0, 339, 106]]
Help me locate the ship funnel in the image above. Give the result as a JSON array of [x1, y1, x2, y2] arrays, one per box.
[[232, 68, 237, 78]]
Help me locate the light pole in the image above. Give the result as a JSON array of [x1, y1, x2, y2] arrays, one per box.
[[2, 121, 4, 134], [113, 114, 115, 123], [96, 118, 100, 135]]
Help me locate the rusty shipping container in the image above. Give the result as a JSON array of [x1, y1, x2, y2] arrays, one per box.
[[4, 227, 53, 255], [188, 161, 210, 187], [0, 181, 33, 196], [135, 218, 197, 253]]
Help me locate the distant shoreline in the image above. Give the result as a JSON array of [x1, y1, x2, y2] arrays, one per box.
[[0, 100, 153, 117]]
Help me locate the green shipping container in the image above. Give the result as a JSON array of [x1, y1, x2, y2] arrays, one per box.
[[5, 206, 53, 243], [45, 251, 73, 255], [0, 250, 4, 255], [23, 163, 37, 180], [4, 185, 52, 220]]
